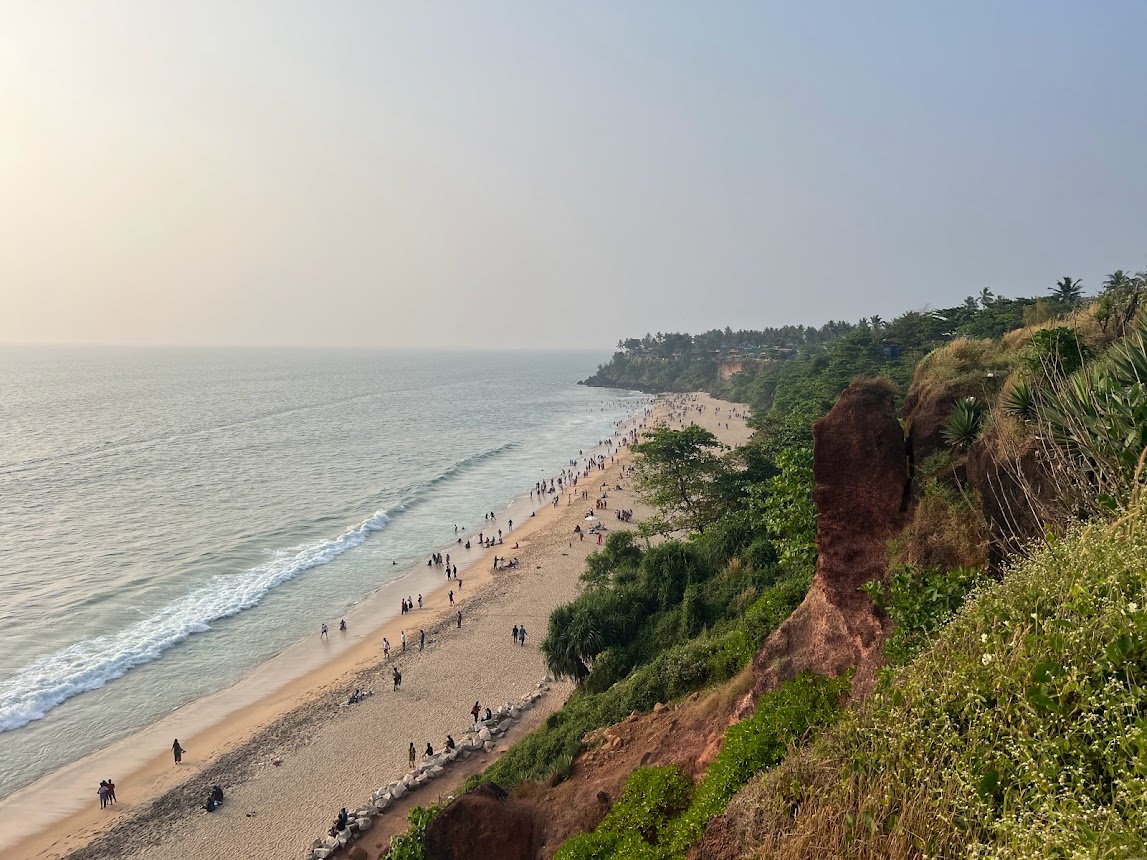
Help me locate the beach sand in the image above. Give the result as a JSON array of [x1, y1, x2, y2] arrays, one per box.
[[3, 393, 749, 860]]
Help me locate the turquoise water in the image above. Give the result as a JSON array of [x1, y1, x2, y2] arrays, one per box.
[[0, 347, 641, 796]]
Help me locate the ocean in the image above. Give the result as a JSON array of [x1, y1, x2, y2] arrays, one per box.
[[0, 347, 640, 799]]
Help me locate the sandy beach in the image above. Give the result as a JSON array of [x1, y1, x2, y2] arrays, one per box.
[[2, 393, 750, 860]]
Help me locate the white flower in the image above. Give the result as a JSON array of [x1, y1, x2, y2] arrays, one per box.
[[1128, 602, 1139, 613], [981, 633, 989, 643], [981, 653, 994, 666]]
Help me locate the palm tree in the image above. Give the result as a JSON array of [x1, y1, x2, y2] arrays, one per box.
[[1051, 276, 1084, 304], [1103, 270, 1133, 293], [869, 314, 884, 331], [979, 287, 995, 307]]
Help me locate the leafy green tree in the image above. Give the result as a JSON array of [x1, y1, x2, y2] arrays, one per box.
[[632, 426, 728, 534], [749, 444, 817, 574]]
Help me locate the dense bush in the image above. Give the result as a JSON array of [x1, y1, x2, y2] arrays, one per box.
[[862, 563, 985, 666]]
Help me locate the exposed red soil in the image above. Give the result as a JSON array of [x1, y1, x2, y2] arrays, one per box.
[[516, 686, 744, 859], [740, 380, 910, 711], [424, 782, 536, 860]]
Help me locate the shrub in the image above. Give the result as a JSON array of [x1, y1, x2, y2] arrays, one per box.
[[862, 564, 986, 666], [941, 396, 985, 449], [384, 802, 444, 860]]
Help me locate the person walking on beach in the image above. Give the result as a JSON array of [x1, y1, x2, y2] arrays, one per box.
[[106, 778, 116, 804], [457, 610, 462, 629], [383, 637, 390, 659], [512, 624, 518, 644], [419, 629, 425, 651], [471, 700, 481, 724], [392, 666, 402, 690], [449, 590, 454, 605], [408, 742, 416, 769], [418, 594, 423, 609], [401, 630, 406, 651], [172, 739, 184, 764], [320, 623, 328, 639], [98, 781, 110, 809], [519, 625, 527, 646]]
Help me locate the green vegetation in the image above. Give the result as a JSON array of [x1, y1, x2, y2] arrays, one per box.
[[383, 802, 444, 860], [862, 564, 986, 666], [631, 425, 728, 536], [480, 577, 807, 789], [740, 507, 1147, 859], [555, 673, 847, 860]]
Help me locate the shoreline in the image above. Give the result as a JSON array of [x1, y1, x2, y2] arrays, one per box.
[[0, 402, 654, 860], [5, 393, 750, 860]]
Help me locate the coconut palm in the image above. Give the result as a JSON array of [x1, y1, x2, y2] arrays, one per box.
[[1051, 276, 1084, 304], [979, 287, 995, 307]]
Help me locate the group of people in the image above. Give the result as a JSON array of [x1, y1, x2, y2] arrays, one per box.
[[97, 778, 117, 809], [511, 624, 527, 646], [400, 594, 422, 614], [203, 784, 224, 812], [407, 733, 459, 767]]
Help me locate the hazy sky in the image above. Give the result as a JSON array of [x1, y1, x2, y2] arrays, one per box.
[[2, 2, 1145, 349]]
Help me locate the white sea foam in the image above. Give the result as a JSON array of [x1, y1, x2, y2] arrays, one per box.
[[0, 510, 391, 733]]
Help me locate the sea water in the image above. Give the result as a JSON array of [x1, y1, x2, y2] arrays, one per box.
[[0, 347, 640, 798]]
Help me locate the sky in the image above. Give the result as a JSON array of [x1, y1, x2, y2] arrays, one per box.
[[1, 2, 1145, 350]]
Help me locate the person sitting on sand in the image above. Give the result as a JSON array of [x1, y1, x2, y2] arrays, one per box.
[[484, 706, 492, 721], [211, 785, 224, 804], [445, 735, 456, 751], [425, 742, 434, 757]]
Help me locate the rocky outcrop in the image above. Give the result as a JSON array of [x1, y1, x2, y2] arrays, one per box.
[[424, 783, 536, 860], [743, 380, 909, 707]]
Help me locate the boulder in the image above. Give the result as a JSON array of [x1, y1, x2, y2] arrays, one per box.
[[483, 740, 495, 752], [313, 849, 331, 860], [478, 727, 492, 741], [392, 783, 407, 800], [424, 783, 536, 860], [358, 816, 373, 832]]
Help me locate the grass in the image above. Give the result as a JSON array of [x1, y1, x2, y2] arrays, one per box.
[[722, 505, 1147, 859]]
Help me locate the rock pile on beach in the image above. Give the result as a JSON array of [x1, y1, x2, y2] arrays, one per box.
[[302, 680, 551, 860]]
